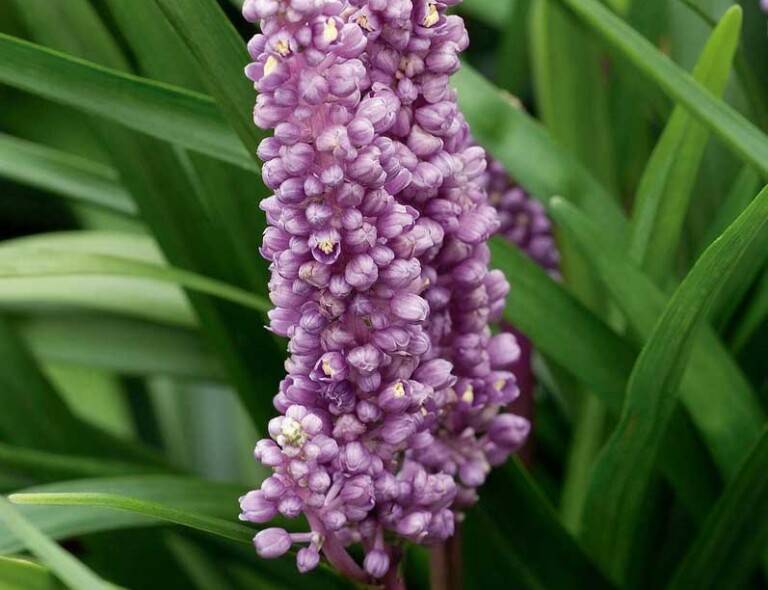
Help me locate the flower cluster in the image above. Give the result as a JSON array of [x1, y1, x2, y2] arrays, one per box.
[[240, 0, 529, 582], [484, 159, 559, 277]]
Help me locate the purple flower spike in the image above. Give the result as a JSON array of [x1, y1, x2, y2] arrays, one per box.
[[242, 0, 530, 583]]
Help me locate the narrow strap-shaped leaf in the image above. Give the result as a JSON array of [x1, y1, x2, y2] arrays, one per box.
[[478, 461, 615, 590], [19, 315, 217, 380], [0, 496, 117, 590], [0, 33, 254, 171], [0, 133, 135, 216], [629, 6, 741, 282], [0, 442, 165, 482], [454, 65, 627, 241], [0, 556, 62, 590], [730, 266, 768, 354], [10, 493, 254, 545], [153, 0, 265, 158], [578, 184, 768, 583], [667, 427, 768, 590], [549, 199, 765, 477], [0, 476, 246, 554], [555, 0, 768, 176], [0, 249, 270, 314], [489, 238, 720, 520], [530, 0, 618, 192]]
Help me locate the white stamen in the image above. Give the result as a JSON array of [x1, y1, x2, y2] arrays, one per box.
[[281, 417, 305, 446], [423, 4, 439, 27], [264, 55, 279, 76]]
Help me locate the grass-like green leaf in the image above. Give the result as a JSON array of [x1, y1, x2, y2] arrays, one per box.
[[0, 248, 270, 314], [629, 6, 741, 283], [480, 461, 615, 589], [0, 556, 63, 590], [0, 476, 246, 554], [668, 427, 768, 590], [0, 442, 165, 482], [489, 237, 720, 520], [153, 0, 264, 158], [730, 266, 768, 354], [454, 64, 627, 241], [530, 0, 617, 192], [0, 133, 135, 216], [10, 493, 254, 545], [18, 315, 217, 380], [0, 33, 254, 171], [555, 0, 768, 176], [0, 496, 117, 590], [578, 184, 768, 583], [549, 198, 765, 477]]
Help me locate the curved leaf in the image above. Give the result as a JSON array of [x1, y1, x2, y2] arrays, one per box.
[[579, 184, 768, 583], [10, 493, 254, 545], [0, 133, 135, 216], [556, 0, 768, 176], [454, 65, 627, 242], [0, 249, 270, 315], [549, 198, 765, 477], [629, 6, 741, 282], [667, 427, 768, 590], [0, 556, 63, 590], [0, 497, 117, 590], [0, 33, 254, 171], [0, 476, 246, 554]]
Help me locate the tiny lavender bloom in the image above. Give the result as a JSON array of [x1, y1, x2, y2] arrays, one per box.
[[241, 0, 529, 583], [762, 0, 768, 13]]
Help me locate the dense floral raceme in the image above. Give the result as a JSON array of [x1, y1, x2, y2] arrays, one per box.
[[240, 0, 529, 582]]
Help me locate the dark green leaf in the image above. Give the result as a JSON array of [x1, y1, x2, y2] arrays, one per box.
[[556, 0, 768, 176], [549, 198, 765, 477], [490, 237, 719, 520], [629, 6, 741, 282], [668, 427, 768, 590], [579, 184, 768, 583]]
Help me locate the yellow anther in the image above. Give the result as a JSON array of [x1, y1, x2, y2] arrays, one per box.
[[461, 386, 474, 404], [322, 359, 335, 377], [423, 4, 439, 27], [264, 55, 279, 76], [494, 379, 506, 391], [318, 239, 336, 254], [356, 15, 373, 31], [275, 40, 291, 57], [323, 18, 339, 43], [393, 382, 406, 398]]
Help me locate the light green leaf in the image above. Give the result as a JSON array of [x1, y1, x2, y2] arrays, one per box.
[[629, 6, 741, 282], [0, 556, 63, 590], [555, 0, 768, 176], [530, 0, 617, 192], [0, 248, 270, 315], [10, 493, 253, 545], [454, 65, 627, 242], [0, 476, 246, 554], [0, 33, 254, 171], [668, 427, 768, 590], [578, 183, 768, 583], [0, 133, 135, 216], [18, 315, 217, 380], [549, 198, 765, 477], [0, 496, 117, 590]]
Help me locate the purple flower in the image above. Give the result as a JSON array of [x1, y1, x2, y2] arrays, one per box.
[[241, 0, 530, 582]]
